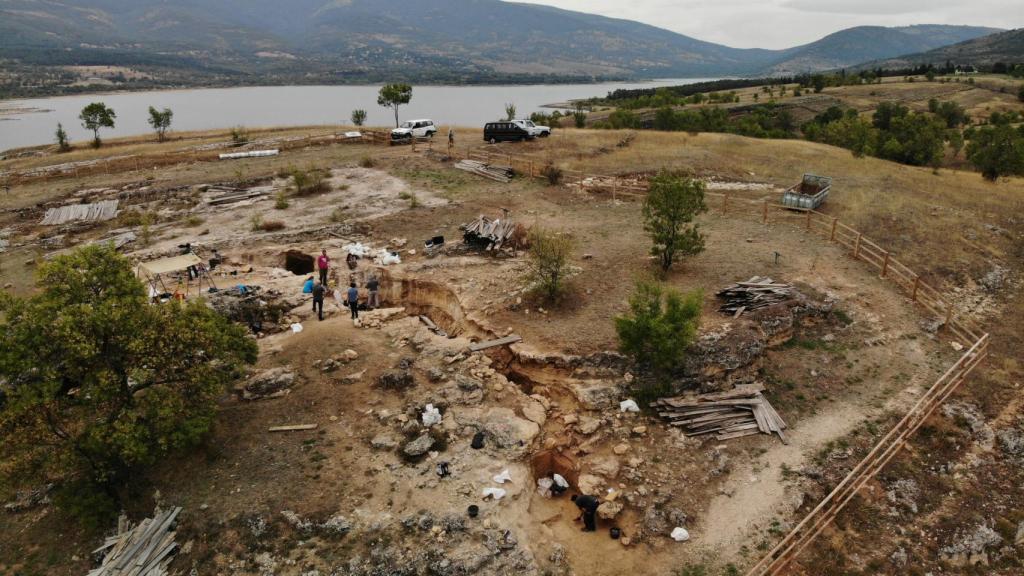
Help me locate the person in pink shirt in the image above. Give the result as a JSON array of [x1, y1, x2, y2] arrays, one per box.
[[317, 249, 330, 285]]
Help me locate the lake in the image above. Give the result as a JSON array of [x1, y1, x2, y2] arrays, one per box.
[[0, 79, 715, 152]]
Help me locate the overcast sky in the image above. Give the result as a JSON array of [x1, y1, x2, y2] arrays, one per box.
[[515, 0, 1024, 49]]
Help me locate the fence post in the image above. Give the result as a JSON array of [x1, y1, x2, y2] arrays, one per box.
[[830, 218, 838, 242], [805, 209, 812, 231], [911, 276, 920, 302], [762, 199, 769, 224], [853, 233, 862, 258], [943, 302, 953, 332], [880, 251, 890, 278], [722, 193, 729, 214]]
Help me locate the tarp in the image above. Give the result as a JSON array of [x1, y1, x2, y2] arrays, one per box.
[[137, 253, 204, 277]]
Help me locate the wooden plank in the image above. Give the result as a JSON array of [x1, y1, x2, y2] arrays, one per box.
[[716, 429, 763, 440], [268, 424, 318, 432], [468, 334, 522, 351]]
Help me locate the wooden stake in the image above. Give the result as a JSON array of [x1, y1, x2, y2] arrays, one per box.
[[805, 209, 812, 231], [762, 199, 769, 224], [853, 233, 862, 258], [829, 217, 838, 242], [943, 303, 953, 332], [911, 276, 920, 301], [722, 193, 729, 214], [880, 251, 890, 278]]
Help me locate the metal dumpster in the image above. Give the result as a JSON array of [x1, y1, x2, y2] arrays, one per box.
[[781, 173, 831, 209]]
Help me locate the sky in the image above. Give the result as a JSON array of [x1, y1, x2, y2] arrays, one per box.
[[514, 0, 1024, 49]]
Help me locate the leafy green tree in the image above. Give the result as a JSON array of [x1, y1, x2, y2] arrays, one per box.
[[967, 124, 1024, 180], [146, 106, 173, 141], [934, 101, 967, 128], [525, 227, 574, 302], [947, 129, 965, 159], [615, 280, 702, 377], [0, 245, 257, 518], [55, 122, 70, 152], [872, 102, 909, 131], [881, 113, 946, 166], [811, 75, 827, 93], [505, 102, 516, 121], [1018, 84, 1024, 102], [643, 171, 707, 273], [351, 109, 367, 126], [607, 109, 640, 129], [377, 83, 413, 127], [653, 107, 678, 131], [79, 102, 116, 148]]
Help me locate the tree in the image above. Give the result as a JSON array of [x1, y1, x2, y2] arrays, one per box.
[[573, 103, 587, 128], [1018, 84, 1024, 103], [966, 124, 1024, 180], [811, 75, 827, 93], [505, 103, 516, 121], [351, 109, 367, 126], [55, 123, 70, 152], [79, 102, 116, 148], [146, 106, 173, 141], [872, 102, 908, 131], [615, 280, 702, 377], [947, 129, 964, 159], [643, 172, 707, 273], [0, 245, 257, 521], [377, 83, 413, 128], [525, 227, 574, 302]]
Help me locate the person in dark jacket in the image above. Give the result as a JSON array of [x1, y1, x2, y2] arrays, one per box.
[[571, 494, 600, 532], [366, 275, 380, 309], [312, 281, 325, 321], [347, 282, 360, 320]]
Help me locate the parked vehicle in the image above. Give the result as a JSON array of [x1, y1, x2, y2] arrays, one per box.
[[391, 119, 437, 141], [483, 121, 533, 143], [781, 173, 831, 209], [514, 119, 551, 137]]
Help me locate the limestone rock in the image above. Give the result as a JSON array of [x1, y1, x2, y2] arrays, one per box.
[[521, 399, 547, 426], [240, 367, 295, 400], [577, 416, 601, 435], [371, 433, 398, 450], [613, 443, 629, 455], [403, 433, 435, 457], [578, 474, 605, 496], [377, 369, 414, 391], [572, 380, 621, 409], [597, 501, 624, 521]]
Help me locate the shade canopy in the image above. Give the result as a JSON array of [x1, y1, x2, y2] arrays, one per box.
[[137, 253, 204, 277]]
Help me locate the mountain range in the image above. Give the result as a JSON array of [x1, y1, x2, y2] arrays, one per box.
[[860, 28, 1024, 70], [0, 0, 1009, 89]]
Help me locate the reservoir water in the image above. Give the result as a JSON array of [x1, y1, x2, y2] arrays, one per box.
[[0, 79, 716, 151]]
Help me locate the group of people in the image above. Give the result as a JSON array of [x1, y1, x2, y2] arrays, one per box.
[[302, 249, 381, 322]]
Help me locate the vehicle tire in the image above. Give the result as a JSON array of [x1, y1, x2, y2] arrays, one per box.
[[489, 138, 496, 144], [541, 132, 550, 138]]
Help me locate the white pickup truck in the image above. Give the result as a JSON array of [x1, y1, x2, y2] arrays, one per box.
[[391, 119, 438, 141], [514, 119, 551, 138]]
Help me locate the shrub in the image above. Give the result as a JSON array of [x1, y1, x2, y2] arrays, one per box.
[[351, 109, 367, 126], [55, 123, 70, 152], [359, 156, 376, 168], [643, 171, 707, 273], [230, 125, 249, 147], [573, 103, 587, 128], [616, 280, 702, 378], [290, 167, 330, 196], [540, 163, 563, 186], [274, 191, 290, 209], [328, 207, 347, 223], [525, 227, 574, 302], [184, 215, 205, 227], [505, 102, 516, 121], [259, 219, 286, 232], [0, 245, 257, 519]]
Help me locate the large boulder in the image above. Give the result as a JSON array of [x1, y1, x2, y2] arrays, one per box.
[[239, 367, 295, 400], [403, 433, 435, 458], [456, 407, 540, 452]]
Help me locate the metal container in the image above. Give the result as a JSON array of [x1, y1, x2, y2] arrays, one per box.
[[781, 173, 832, 209]]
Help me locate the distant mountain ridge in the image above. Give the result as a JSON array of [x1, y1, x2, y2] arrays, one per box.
[[0, 0, 1006, 89], [858, 28, 1024, 70]]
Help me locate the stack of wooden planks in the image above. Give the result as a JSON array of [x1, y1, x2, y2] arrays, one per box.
[[40, 200, 119, 225], [454, 159, 513, 182], [462, 215, 517, 250], [652, 383, 788, 442], [89, 507, 181, 576], [717, 276, 794, 316]]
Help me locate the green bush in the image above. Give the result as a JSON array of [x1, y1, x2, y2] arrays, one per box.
[[643, 171, 707, 273], [540, 163, 563, 186], [526, 227, 574, 302], [616, 280, 702, 378]]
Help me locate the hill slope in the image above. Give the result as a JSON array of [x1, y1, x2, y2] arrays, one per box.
[[863, 28, 1024, 69], [757, 25, 1001, 76], [0, 0, 1006, 91]]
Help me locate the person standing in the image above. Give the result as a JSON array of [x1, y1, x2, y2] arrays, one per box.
[[312, 280, 325, 321], [317, 249, 330, 286], [571, 494, 600, 532], [366, 275, 380, 309], [347, 282, 360, 320]]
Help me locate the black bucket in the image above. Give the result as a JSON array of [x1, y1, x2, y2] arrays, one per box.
[[471, 431, 485, 449], [467, 505, 480, 518], [609, 527, 621, 540]]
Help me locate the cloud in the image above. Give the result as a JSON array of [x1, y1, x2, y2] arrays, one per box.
[[782, 0, 959, 15]]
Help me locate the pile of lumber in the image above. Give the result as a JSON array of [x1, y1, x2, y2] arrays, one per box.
[[40, 199, 119, 225], [652, 383, 788, 442], [454, 159, 513, 182], [89, 507, 181, 576], [462, 215, 517, 250], [717, 276, 794, 316]]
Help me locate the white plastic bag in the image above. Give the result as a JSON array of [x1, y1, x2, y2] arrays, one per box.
[[670, 527, 690, 542], [619, 399, 640, 413], [290, 323, 304, 333], [421, 404, 442, 427], [552, 474, 569, 489], [492, 469, 512, 484], [482, 487, 506, 500]]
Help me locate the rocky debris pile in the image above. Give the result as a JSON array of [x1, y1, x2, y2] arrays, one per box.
[[237, 367, 296, 400], [940, 524, 1003, 566], [359, 307, 407, 329], [377, 361, 415, 391], [885, 478, 920, 516], [941, 401, 994, 448], [280, 510, 351, 538], [3, 484, 52, 512], [314, 349, 359, 373], [205, 286, 296, 335]]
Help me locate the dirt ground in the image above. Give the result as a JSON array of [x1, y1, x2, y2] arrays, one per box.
[[1, 126, 1022, 576]]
